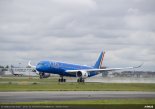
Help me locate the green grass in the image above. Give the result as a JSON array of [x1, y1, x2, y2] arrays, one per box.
[[0, 77, 155, 91], [1, 99, 155, 105]]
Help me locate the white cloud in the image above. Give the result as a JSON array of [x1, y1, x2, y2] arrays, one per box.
[[127, 8, 140, 15], [124, 14, 155, 30]]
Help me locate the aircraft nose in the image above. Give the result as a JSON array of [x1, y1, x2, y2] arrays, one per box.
[[36, 65, 41, 71]]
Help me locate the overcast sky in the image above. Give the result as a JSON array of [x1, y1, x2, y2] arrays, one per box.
[[0, 0, 155, 71]]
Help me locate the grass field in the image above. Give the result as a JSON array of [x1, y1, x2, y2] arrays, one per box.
[[0, 77, 155, 91]]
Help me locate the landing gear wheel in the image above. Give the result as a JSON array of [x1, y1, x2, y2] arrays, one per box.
[[39, 75, 43, 79], [77, 78, 85, 83], [77, 79, 80, 82], [39, 72, 44, 79], [58, 77, 66, 82]]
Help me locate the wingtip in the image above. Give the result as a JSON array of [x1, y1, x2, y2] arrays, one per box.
[[135, 63, 144, 68], [139, 63, 144, 67], [28, 61, 36, 68], [28, 60, 31, 67]]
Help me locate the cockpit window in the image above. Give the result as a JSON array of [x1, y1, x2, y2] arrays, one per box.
[[38, 63, 45, 66]]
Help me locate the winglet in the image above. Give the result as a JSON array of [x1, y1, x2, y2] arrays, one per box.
[[28, 60, 36, 68], [134, 63, 143, 68], [28, 60, 31, 67]]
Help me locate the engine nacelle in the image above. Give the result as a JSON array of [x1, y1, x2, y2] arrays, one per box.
[[76, 71, 88, 79], [39, 72, 50, 79]]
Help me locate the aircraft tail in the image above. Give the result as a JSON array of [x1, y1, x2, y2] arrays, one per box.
[[94, 51, 105, 69], [10, 66, 15, 75]]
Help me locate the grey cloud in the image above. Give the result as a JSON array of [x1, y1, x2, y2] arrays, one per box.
[[0, 0, 155, 71]]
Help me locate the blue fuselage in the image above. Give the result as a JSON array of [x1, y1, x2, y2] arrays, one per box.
[[36, 61, 97, 77]]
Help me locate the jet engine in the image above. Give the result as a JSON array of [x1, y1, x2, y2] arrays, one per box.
[[39, 72, 50, 79], [76, 71, 88, 79]]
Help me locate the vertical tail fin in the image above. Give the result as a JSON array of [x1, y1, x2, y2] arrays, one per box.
[[94, 51, 105, 69]]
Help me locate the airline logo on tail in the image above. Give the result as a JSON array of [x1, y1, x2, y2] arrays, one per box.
[[94, 51, 105, 69], [99, 51, 105, 69]]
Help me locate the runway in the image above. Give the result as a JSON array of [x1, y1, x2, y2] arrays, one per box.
[[0, 91, 155, 103]]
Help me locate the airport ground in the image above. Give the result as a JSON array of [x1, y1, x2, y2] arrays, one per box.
[[0, 76, 155, 91], [0, 76, 155, 109]]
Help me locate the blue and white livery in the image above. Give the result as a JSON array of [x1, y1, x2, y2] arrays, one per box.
[[28, 51, 142, 82]]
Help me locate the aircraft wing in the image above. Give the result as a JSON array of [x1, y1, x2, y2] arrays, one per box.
[[66, 64, 143, 73]]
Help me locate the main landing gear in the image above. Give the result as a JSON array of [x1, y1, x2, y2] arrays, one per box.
[[77, 78, 85, 83], [58, 75, 66, 82], [39, 73, 43, 79]]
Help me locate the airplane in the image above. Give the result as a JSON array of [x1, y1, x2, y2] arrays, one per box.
[[9, 65, 24, 76], [28, 51, 142, 82], [0, 66, 24, 76], [0, 65, 36, 77]]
